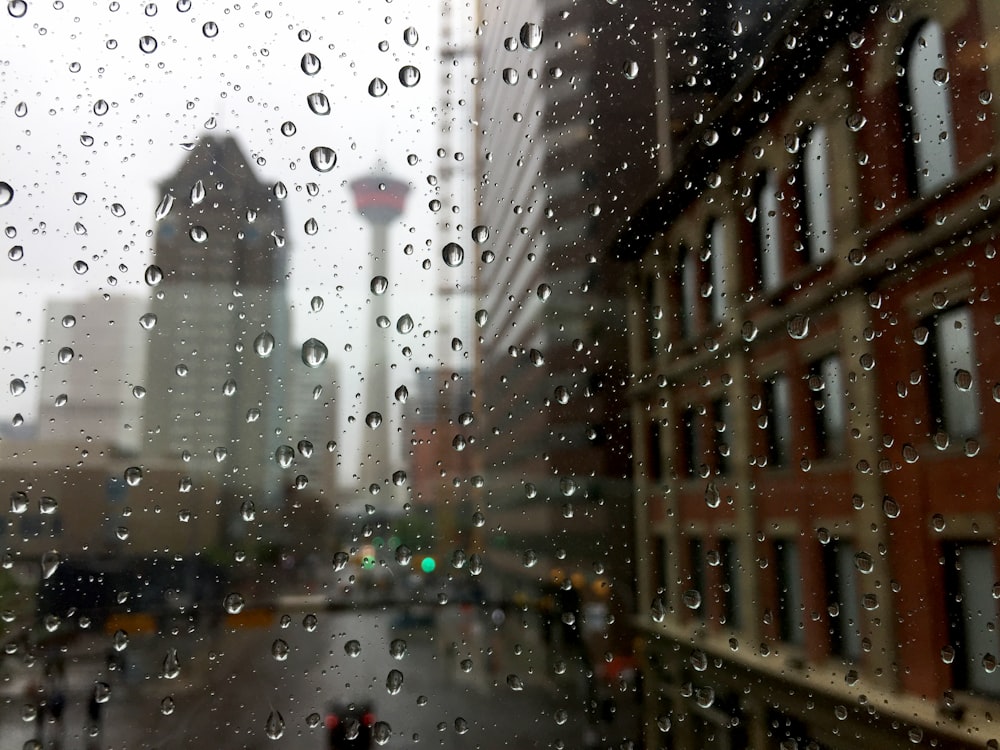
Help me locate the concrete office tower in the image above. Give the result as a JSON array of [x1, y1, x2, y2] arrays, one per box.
[[349, 174, 409, 506], [144, 135, 290, 514], [38, 294, 147, 453]]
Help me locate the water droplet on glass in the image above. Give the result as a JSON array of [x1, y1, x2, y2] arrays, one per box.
[[139, 313, 157, 330], [623, 60, 639, 79], [395, 545, 412, 565], [56, 347, 74, 364], [223, 593, 245, 614], [682, 589, 702, 610], [955, 369, 973, 392], [93, 99, 109, 116], [399, 65, 421, 87], [344, 639, 362, 657], [280, 121, 297, 137], [275, 445, 295, 469], [883, 496, 900, 519], [366, 411, 383, 430], [202, 21, 218, 38], [271, 638, 289, 661], [303, 613, 318, 631], [124, 466, 143, 486], [519, 22, 542, 49], [333, 551, 349, 571], [403, 26, 419, 46], [506, 673, 524, 691], [787, 314, 810, 340], [522, 550, 539, 568], [301, 338, 328, 368], [442, 242, 464, 267], [392, 470, 407, 486], [254, 331, 275, 357], [307, 146, 337, 173], [307, 92, 331, 116], [369, 78, 388, 98], [502, 68, 519, 85], [397, 314, 414, 334], [529, 348, 544, 367], [475, 309, 488, 327], [162, 648, 180, 679], [8, 0, 27, 18], [265, 710, 285, 740], [390, 638, 407, 660], [386, 668, 404, 695], [240, 500, 256, 522], [846, 113, 867, 132], [304, 217, 319, 235], [73, 260, 88, 274], [301, 52, 321, 75]]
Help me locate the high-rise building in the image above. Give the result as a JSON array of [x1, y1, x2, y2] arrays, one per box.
[[38, 294, 146, 452], [144, 135, 290, 516]]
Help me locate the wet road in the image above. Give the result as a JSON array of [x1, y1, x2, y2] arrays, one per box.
[[2, 604, 603, 749]]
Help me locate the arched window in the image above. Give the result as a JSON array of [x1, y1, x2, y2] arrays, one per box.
[[801, 124, 833, 263], [904, 19, 956, 196]]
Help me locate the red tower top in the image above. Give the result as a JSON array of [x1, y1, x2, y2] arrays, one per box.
[[350, 175, 410, 225]]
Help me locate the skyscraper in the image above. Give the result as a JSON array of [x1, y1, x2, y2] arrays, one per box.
[[144, 135, 290, 515]]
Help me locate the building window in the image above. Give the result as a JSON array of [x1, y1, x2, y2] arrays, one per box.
[[903, 19, 957, 196], [719, 537, 738, 628], [762, 374, 792, 468], [924, 305, 979, 439], [678, 243, 698, 338], [646, 419, 663, 482], [679, 405, 698, 478], [643, 275, 660, 359], [775, 540, 805, 645], [757, 170, 783, 291], [711, 397, 730, 476], [707, 219, 728, 323], [809, 354, 846, 459], [652, 536, 669, 602], [801, 123, 833, 263], [943, 543, 1000, 696], [689, 537, 706, 618], [822, 541, 863, 660]]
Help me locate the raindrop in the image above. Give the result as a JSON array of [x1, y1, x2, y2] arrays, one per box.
[[394, 385, 408, 403], [704, 480, 721, 509], [309, 146, 337, 173], [333, 551, 349, 571], [301, 52, 321, 75], [275, 445, 295, 469], [280, 121, 297, 137], [254, 331, 275, 358], [8, 0, 27, 17], [522, 550, 539, 568], [303, 613, 318, 631], [162, 649, 180, 679], [124, 466, 143, 486], [8, 245, 23, 261], [271, 639, 289, 661], [139, 35, 157, 53], [883, 496, 900, 519], [72, 191, 87, 205], [787, 314, 810, 340], [502, 68, 519, 85], [474, 309, 488, 327], [0, 182, 12, 207], [265, 711, 285, 740], [529, 348, 544, 367], [40, 496, 58, 515], [223, 593, 245, 614], [519, 22, 542, 49], [371, 276, 389, 294], [846, 113, 867, 132], [386, 669, 404, 695], [344, 639, 362, 657], [399, 65, 421, 87], [61, 315, 76, 328], [623, 61, 639, 79], [442, 242, 464, 267], [933, 68, 949, 86], [139, 313, 157, 330], [304, 217, 319, 235], [189, 226, 208, 243], [471, 225, 489, 244], [190, 179, 205, 205], [366, 411, 383, 429], [8, 378, 25, 396], [9, 492, 27, 514], [298, 440, 314, 458], [57, 347, 74, 364], [369, 78, 388, 98], [403, 26, 419, 45], [307, 92, 331, 116], [397, 314, 414, 334], [73, 260, 88, 274], [955, 369, 973, 392], [386, 639, 409, 662], [374, 721, 392, 745], [507, 674, 524, 691], [202, 21, 218, 37], [155, 194, 174, 221], [395, 545, 412, 565], [854, 551, 874, 574], [93, 100, 109, 116], [301, 338, 328, 368], [222, 379, 237, 397], [682, 589, 702, 610], [392, 470, 407, 486]]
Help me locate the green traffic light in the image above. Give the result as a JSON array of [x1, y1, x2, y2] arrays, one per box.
[[420, 556, 436, 573]]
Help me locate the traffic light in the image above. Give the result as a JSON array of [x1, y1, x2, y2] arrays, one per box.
[[420, 556, 436, 573]]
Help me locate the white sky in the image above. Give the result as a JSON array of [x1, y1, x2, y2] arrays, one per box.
[[0, 0, 477, 463]]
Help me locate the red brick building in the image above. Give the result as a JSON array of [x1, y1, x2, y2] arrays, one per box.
[[616, 1, 1000, 747]]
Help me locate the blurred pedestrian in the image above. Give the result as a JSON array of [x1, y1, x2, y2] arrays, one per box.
[[87, 684, 103, 735]]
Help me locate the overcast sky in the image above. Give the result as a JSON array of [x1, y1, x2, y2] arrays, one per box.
[[0, 1, 477, 463]]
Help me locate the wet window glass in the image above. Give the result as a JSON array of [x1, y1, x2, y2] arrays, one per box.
[[2, 2, 1000, 750]]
